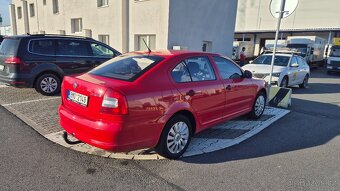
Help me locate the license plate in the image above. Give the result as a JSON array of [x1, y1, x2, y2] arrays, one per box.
[[0, 65, 4, 71], [67, 90, 88, 106]]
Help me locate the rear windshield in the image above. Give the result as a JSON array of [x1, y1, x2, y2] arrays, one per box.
[[90, 54, 164, 81], [0, 38, 20, 56]]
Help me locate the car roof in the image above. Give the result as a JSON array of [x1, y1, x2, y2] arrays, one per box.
[[131, 50, 220, 58], [7, 34, 92, 40]]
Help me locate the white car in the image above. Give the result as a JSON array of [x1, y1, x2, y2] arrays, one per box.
[[242, 53, 310, 88]]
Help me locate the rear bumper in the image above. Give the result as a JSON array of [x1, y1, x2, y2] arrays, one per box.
[[0, 73, 34, 87], [59, 105, 142, 152]]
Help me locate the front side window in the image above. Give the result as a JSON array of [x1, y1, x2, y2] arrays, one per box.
[[71, 18, 82, 33], [90, 43, 114, 58], [290, 56, 298, 66], [90, 55, 164, 81], [29, 39, 55, 55], [171, 57, 216, 82], [56, 40, 89, 56], [97, 0, 109, 7], [213, 56, 243, 79]]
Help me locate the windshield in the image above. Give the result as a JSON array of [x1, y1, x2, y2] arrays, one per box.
[[90, 54, 164, 81], [287, 44, 307, 57], [330, 46, 340, 57], [253, 55, 290, 67]]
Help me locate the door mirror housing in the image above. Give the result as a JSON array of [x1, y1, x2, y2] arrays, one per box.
[[291, 63, 299, 67], [244, 70, 253, 79], [249, 60, 253, 64]]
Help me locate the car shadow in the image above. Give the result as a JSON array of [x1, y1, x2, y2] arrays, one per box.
[[181, 98, 340, 164], [291, 82, 340, 94]]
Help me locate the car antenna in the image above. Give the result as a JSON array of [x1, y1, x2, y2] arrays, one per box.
[[142, 38, 152, 55]]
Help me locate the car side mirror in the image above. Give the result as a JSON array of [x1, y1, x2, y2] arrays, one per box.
[[244, 70, 252, 79], [291, 63, 299, 67], [249, 60, 253, 64]]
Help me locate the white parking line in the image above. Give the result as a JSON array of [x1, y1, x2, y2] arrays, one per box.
[[2, 97, 60, 107], [0, 85, 8, 88]]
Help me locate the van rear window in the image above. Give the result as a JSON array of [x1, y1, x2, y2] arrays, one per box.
[[90, 54, 164, 81], [0, 38, 20, 55]]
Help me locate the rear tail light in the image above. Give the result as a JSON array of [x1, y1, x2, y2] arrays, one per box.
[[101, 89, 128, 115], [4, 57, 22, 64]]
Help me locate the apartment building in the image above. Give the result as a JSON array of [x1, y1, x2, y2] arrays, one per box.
[[235, 0, 340, 56], [9, 0, 237, 56]]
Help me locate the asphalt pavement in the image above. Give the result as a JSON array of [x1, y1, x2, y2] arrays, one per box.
[[0, 69, 339, 191]]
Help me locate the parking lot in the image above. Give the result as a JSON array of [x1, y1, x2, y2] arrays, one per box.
[[1, 68, 339, 190], [0, 79, 289, 160]]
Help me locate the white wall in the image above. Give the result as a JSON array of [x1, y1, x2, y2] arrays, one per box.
[[167, 0, 237, 57], [128, 0, 170, 51]]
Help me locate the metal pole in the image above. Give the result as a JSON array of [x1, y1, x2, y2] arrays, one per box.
[[268, 0, 285, 99]]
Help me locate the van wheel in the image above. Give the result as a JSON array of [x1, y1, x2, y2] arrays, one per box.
[[35, 74, 61, 96], [156, 115, 192, 159], [248, 91, 266, 119]]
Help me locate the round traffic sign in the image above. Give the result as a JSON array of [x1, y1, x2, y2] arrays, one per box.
[[270, 0, 299, 18]]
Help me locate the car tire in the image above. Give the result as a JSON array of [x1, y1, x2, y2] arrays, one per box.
[[248, 91, 266, 120], [280, 76, 288, 88], [35, 73, 61, 96], [299, 74, 309, 88], [156, 114, 192, 159]]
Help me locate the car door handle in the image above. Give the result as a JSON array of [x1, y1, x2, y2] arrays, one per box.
[[186, 90, 195, 96], [226, 85, 232, 90]]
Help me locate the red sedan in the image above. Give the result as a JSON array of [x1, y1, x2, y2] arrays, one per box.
[[59, 50, 267, 159]]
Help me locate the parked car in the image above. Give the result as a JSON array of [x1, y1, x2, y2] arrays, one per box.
[[0, 34, 120, 95], [242, 53, 310, 88], [59, 50, 267, 159]]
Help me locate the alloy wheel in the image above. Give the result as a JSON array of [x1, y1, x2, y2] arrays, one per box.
[[254, 95, 265, 117], [40, 77, 58, 93], [166, 121, 190, 154]]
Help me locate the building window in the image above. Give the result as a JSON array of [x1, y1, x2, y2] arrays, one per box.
[[71, 18, 82, 33], [136, 35, 156, 51], [97, 0, 109, 7], [17, 7, 22, 19], [98, 35, 110, 45], [43, 0, 47, 5], [29, 3, 35, 17], [53, 0, 59, 14]]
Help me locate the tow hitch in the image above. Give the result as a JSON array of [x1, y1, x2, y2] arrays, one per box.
[[63, 132, 82, 145]]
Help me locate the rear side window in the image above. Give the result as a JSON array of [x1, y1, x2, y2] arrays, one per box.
[[56, 39, 90, 56], [171, 57, 216, 82], [0, 38, 20, 55], [29, 39, 55, 55], [90, 54, 164, 81]]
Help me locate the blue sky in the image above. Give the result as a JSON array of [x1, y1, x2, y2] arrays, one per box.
[[0, 0, 11, 26]]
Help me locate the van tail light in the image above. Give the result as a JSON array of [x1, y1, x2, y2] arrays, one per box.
[[4, 57, 22, 65], [101, 89, 128, 115]]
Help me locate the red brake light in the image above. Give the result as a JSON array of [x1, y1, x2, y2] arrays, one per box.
[[101, 89, 128, 115], [4, 57, 22, 64]]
